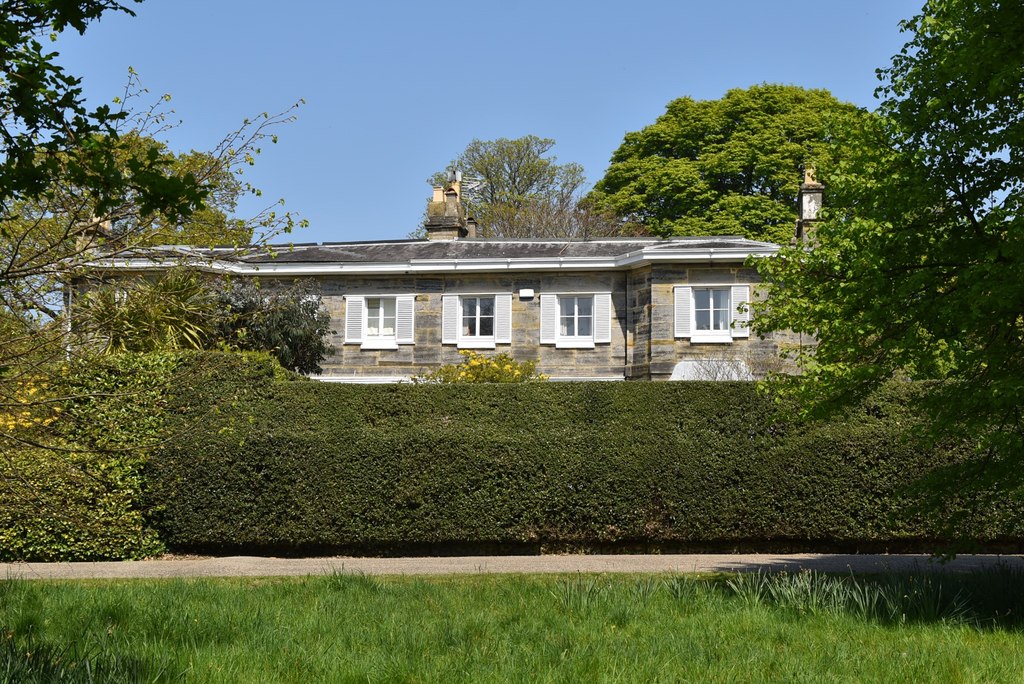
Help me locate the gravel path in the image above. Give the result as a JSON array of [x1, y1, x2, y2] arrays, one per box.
[[3, 554, 1022, 580]]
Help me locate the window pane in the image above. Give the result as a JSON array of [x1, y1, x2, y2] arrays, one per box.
[[695, 309, 711, 331], [480, 316, 494, 336], [560, 298, 575, 317], [694, 289, 710, 310], [577, 297, 593, 316], [713, 289, 730, 330], [714, 308, 729, 331], [367, 298, 381, 336], [367, 297, 396, 337], [479, 297, 494, 316], [560, 315, 575, 337], [578, 316, 592, 337], [462, 298, 476, 336]]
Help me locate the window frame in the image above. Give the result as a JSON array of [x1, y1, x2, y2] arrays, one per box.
[[539, 292, 613, 349], [459, 295, 497, 348], [674, 284, 751, 344], [442, 293, 513, 349], [363, 296, 399, 349], [557, 294, 595, 348], [344, 294, 416, 350]]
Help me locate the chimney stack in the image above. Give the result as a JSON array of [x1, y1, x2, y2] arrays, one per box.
[[794, 166, 824, 244], [424, 170, 470, 240]]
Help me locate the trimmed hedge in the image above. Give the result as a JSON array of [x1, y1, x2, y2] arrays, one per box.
[[146, 379, 1024, 555], [0, 351, 287, 561]]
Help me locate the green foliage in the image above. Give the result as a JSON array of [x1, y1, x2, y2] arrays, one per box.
[[0, 443, 162, 562], [101, 133, 254, 248], [76, 269, 219, 353], [0, 351, 283, 561], [76, 273, 333, 373], [0, 2, 306, 557], [413, 350, 546, 383], [0, 2, 193, 218], [215, 278, 334, 374], [0, 353, 184, 561], [145, 381, 1022, 555], [753, 1, 1024, 503], [588, 85, 868, 242]]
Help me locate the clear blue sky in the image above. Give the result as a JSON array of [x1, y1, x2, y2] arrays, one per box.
[[57, 0, 923, 244]]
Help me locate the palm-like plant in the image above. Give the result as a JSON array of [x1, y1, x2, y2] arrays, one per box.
[[77, 269, 218, 354]]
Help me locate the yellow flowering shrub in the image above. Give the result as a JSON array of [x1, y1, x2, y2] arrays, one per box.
[[414, 350, 547, 383], [1, 379, 60, 433]]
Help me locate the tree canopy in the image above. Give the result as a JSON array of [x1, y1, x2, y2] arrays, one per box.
[[214, 278, 333, 375], [1, 2, 303, 464], [430, 136, 621, 239], [587, 85, 867, 243], [77, 272, 334, 374], [1, 2, 301, 340], [753, 0, 1024, 507]]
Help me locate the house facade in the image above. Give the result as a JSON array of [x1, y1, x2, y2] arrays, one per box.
[[94, 178, 822, 381], [107, 239, 787, 382]]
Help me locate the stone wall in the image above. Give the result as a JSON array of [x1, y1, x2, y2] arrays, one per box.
[[313, 271, 629, 381], [273, 264, 792, 382], [645, 264, 799, 380]]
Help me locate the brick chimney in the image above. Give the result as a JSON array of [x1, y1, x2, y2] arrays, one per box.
[[424, 172, 471, 240], [794, 166, 824, 244]]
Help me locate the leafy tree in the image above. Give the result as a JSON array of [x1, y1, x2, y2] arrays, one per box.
[[430, 136, 622, 239], [752, 0, 1024, 516], [215, 279, 333, 375], [77, 272, 333, 374], [0, 1, 303, 540], [587, 85, 867, 242], [0, 3, 301, 367], [96, 132, 255, 248]]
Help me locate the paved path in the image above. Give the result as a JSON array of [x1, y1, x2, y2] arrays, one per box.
[[2, 554, 1022, 580]]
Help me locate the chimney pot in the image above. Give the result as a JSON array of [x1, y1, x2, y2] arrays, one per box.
[[424, 182, 469, 241]]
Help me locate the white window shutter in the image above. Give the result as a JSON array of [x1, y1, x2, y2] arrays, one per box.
[[344, 296, 364, 343], [539, 294, 557, 344], [396, 295, 415, 344], [674, 286, 691, 338], [593, 293, 612, 343], [731, 285, 750, 338], [495, 294, 513, 344], [441, 295, 458, 344]]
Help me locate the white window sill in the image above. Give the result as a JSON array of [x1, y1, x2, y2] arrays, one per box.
[[360, 339, 399, 350], [457, 339, 497, 349], [555, 338, 596, 349], [688, 334, 733, 344]]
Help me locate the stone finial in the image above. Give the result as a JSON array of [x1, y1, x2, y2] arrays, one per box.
[[795, 165, 824, 244]]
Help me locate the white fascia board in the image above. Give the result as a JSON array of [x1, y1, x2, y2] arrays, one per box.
[[626, 245, 779, 265]]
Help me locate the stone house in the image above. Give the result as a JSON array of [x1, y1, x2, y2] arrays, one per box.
[[93, 177, 822, 381]]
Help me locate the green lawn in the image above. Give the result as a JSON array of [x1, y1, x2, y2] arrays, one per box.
[[2, 571, 1023, 683]]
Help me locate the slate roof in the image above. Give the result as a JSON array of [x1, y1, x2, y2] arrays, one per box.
[[92, 236, 780, 275], [235, 236, 778, 264]]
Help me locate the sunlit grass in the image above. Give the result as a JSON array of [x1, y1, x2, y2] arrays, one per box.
[[1, 570, 1023, 682]]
